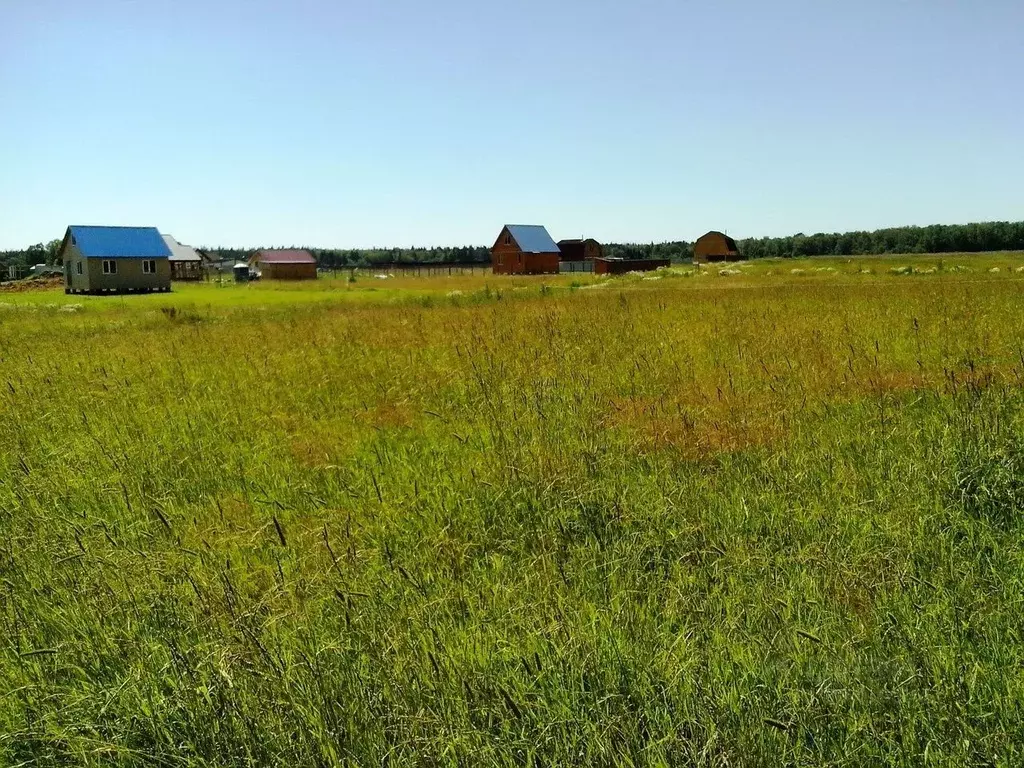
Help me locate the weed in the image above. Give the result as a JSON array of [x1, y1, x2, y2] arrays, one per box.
[[0, 265, 1023, 764]]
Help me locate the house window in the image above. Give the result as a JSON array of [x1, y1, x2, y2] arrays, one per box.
[[76, 261, 82, 275], [102, 260, 117, 275], [504, 233, 511, 246], [142, 259, 157, 274]]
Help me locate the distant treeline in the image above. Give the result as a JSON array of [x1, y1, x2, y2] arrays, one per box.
[[605, 221, 1024, 262], [4, 221, 1024, 270], [739, 220, 1024, 260], [0, 239, 62, 270], [208, 246, 491, 268]]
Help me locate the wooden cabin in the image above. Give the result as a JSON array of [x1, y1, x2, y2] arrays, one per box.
[[491, 225, 560, 275], [693, 231, 740, 263], [557, 238, 604, 262], [250, 249, 317, 280], [61, 225, 172, 295]]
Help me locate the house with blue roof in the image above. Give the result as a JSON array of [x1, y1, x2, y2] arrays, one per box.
[[60, 226, 172, 295], [491, 225, 561, 275]]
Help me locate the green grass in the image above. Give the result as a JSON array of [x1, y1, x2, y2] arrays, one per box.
[[2, 262, 1024, 765]]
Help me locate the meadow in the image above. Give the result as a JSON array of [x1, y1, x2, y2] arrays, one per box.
[[2, 254, 1024, 766]]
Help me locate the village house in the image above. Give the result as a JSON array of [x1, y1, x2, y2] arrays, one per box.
[[693, 231, 740, 263], [250, 249, 318, 280], [491, 225, 561, 275], [162, 235, 205, 281], [61, 225, 172, 294], [557, 238, 604, 262]]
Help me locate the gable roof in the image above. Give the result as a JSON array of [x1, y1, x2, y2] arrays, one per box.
[[557, 239, 585, 260], [162, 234, 202, 263], [67, 226, 171, 259], [504, 225, 559, 254], [253, 249, 316, 265], [196, 248, 227, 264]]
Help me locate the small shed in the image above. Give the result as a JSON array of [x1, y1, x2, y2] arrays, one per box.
[[250, 249, 317, 280], [557, 238, 604, 262], [491, 225, 560, 275], [60, 226, 172, 295], [693, 231, 740, 263], [162, 235, 205, 281]]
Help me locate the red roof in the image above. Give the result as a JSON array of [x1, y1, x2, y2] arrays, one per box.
[[254, 249, 316, 264]]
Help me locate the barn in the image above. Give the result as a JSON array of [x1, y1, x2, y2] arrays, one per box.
[[693, 231, 740, 263], [250, 249, 318, 280], [491, 225, 561, 275], [557, 238, 604, 262], [60, 226, 172, 295], [162, 235, 205, 281]]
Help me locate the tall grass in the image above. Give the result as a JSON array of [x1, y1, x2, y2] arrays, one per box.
[[1, 271, 1024, 765]]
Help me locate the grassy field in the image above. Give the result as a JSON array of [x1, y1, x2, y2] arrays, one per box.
[[2, 254, 1024, 765]]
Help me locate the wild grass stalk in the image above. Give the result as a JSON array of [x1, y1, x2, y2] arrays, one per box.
[[1, 267, 1024, 764]]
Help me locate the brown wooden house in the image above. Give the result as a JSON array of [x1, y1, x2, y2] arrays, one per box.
[[693, 231, 740, 263], [250, 249, 317, 280], [491, 225, 561, 274], [557, 238, 604, 262]]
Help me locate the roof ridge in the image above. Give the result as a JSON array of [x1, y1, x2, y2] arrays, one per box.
[[70, 224, 160, 230]]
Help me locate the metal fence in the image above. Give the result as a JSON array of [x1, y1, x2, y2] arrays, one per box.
[[559, 260, 594, 274]]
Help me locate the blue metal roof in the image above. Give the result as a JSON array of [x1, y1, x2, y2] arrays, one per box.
[[68, 226, 172, 259], [505, 224, 559, 253]]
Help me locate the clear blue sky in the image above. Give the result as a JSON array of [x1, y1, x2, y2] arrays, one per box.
[[1, 0, 1021, 249]]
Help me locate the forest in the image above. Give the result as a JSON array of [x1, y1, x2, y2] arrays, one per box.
[[605, 220, 1024, 262], [3, 220, 1024, 271]]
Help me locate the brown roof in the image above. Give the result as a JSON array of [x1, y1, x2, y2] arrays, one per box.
[[253, 249, 316, 264], [557, 239, 587, 260], [700, 231, 739, 251]]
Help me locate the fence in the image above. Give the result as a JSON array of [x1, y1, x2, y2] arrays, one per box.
[[559, 260, 594, 274], [5, 266, 30, 281], [593, 258, 671, 275], [320, 263, 493, 279]]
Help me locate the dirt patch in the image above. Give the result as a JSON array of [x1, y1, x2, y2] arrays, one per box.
[[0, 277, 63, 293], [605, 394, 786, 460]]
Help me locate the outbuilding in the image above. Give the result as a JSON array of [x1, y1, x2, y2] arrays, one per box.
[[491, 225, 560, 275], [557, 238, 604, 262], [693, 231, 740, 263], [250, 249, 318, 280], [61, 226, 172, 294], [162, 235, 205, 281]]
